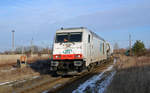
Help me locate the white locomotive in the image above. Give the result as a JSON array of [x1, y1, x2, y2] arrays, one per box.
[[51, 27, 113, 73]]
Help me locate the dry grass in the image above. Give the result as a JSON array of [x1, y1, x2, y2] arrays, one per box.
[[0, 56, 49, 66], [0, 86, 12, 93], [0, 67, 40, 83], [0, 57, 50, 83], [106, 55, 150, 93]]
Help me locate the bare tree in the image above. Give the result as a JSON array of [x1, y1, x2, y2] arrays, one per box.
[[114, 43, 119, 53], [114, 43, 119, 50]]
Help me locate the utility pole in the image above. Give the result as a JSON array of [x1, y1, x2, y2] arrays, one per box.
[[22, 46, 25, 55], [12, 30, 15, 54], [30, 38, 34, 56], [129, 34, 132, 56], [21, 40, 24, 55], [47, 45, 49, 54]]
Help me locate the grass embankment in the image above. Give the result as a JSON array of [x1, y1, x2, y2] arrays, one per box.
[[0, 56, 49, 67], [106, 55, 150, 93]]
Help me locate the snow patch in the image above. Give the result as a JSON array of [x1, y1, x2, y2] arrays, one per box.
[[53, 84, 62, 89], [73, 65, 114, 93], [42, 90, 49, 93], [0, 81, 14, 86], [1, 68, 16, 72], [0, 76, 40, 86], [73, 59, 116, 93], [32, 76, 40, 79], [97, 71, 116, 93]]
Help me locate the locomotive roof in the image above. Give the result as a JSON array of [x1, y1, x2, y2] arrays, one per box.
[[56, 27, 105, 41], [89, 30, 105, 41], [59, 27, 87, 30], [56, 27, 86, 33]]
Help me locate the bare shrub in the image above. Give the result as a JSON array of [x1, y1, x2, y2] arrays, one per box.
[[106, 55, 150, 93]]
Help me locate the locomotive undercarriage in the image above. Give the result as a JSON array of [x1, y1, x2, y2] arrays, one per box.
[[50, 59, 86, 73]]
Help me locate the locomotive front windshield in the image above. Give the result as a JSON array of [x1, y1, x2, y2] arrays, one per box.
[[56, 32, 82, 43]]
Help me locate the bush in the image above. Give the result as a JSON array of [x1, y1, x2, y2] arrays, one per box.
[[132, 40, 146, 56]]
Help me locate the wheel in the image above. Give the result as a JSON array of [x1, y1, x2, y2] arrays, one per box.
[[87, 65, 92, 72], [51, 71, 58, 77], [77, 69, 82, 73]]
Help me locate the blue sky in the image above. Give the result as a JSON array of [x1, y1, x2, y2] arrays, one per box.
[[0, 0, 150, 51]]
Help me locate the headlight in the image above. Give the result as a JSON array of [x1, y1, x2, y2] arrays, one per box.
[[53, 55, 61, 59], [75, 54, 82, 59], [77, 55, 81, 57]]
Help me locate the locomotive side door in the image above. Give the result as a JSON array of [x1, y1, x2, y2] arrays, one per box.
[[86, 33, 92, 66]]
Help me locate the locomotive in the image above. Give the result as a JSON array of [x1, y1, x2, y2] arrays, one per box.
[[50, 27, 113, 74]]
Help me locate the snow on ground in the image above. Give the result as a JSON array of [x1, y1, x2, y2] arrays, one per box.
[[31, 76, 40, 79], [0, 75, 40, 86], [0, 81, 15, 86], [53, 84, 62, 89], [97, 71, 116, 93], [42, 90, 49, 93], [73, 59, 116, 93], [0, 68, 16, 73]]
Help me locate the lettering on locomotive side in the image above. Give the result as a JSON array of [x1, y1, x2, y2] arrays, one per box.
[[63, 49, 73, 54]]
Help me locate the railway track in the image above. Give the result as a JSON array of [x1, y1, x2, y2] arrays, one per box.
[[11, 59, 114, 93], [54, 60, 115, 93]]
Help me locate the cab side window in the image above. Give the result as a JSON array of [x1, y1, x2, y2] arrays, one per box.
[[88, 35, 90, 43]]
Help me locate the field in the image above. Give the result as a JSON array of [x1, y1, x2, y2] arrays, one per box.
[[0, 54, 49, 66], [106, 55, 150, 93]]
